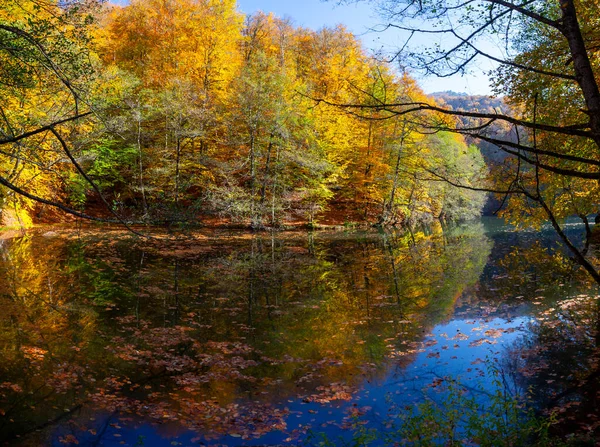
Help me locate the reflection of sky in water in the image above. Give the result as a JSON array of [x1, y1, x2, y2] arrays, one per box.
[[362, 317, 528, 409], [48, 317, 531, 446]]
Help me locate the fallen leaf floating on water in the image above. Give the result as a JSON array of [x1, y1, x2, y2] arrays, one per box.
[[469, 338, 497, 347], [484, 329, 504, 338]]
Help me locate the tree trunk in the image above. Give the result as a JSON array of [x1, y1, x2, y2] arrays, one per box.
[[137, 116, 148, 216], [175, 137, 181, 208], [560, 0, 600, 144], [260, 134, 274, 208]]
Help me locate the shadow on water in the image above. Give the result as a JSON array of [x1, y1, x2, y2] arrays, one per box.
[[0, 218, 598, 445]]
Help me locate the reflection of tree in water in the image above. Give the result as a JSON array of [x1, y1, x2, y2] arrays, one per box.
[[0, 225, 491, 444], [494, 241, 600, 441], [502, 296, 600, 439]]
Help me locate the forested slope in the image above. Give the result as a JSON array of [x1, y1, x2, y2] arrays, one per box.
[[431, 92, 519, 215], [0, 0, 486, 229]]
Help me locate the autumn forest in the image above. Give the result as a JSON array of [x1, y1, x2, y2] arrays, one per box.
[[0, 0, 486, 230], [3, 0, 600, 446]]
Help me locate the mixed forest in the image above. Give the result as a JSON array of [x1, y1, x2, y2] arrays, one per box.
[[0, 0, 486, 231], [5, 0, 600, 446]]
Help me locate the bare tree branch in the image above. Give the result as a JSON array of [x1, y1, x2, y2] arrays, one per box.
[[0, 112, 93, 146]]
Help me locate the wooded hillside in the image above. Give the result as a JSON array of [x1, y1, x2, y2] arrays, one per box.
[[0, 0, 486, 229]]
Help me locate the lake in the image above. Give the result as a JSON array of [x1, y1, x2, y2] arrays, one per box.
[[0, 218, 598, 446]]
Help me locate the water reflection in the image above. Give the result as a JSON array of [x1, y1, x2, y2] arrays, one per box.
[[0, 220, 597, 445]]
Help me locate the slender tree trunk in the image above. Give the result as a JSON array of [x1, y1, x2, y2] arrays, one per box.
[[380, 120, 407, 226], [386, 135, 407, 224], [271, 145, 281, 226], [175, 137, 181, 207], [260, 134, 274, 208], [137, 116, 148, 216], [364, 121, 373, 177], [249, 131, 259, 228], [406, 172, 418, 226]]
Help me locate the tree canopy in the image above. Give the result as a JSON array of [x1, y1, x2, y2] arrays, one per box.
[[0, 0, 485, 230]]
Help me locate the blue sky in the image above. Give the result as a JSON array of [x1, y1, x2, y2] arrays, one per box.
[[236, 0, 375, 33], [110, 0, 493, 95]]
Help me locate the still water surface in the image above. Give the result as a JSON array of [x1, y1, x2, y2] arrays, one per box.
[[0, 218, 597, 445]]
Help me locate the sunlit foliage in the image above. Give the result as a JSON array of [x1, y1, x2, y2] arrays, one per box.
[[0, 0, 485, 228]]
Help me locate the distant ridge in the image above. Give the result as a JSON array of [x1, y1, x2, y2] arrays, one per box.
[[430, 90, 471, 97], [430, 92, 506, 113], [429, 92, 514, 216]]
